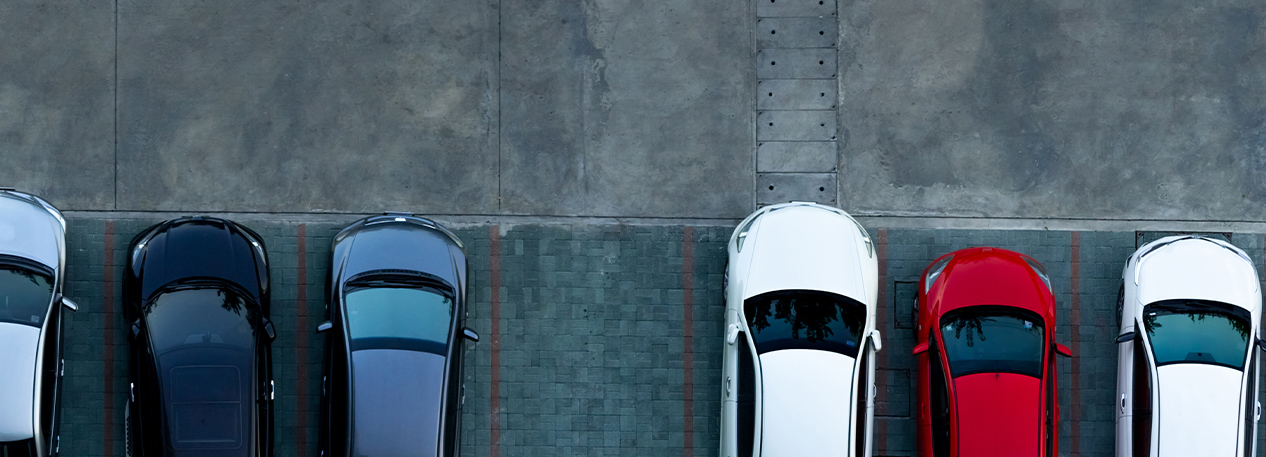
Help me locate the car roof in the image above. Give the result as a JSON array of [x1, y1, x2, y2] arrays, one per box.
[[739, 204, 870, 303], [1154, 363, 1243, 457], [1135, 237, 1260, 311], [0, 191, 63, 271], [757, 349, 855, 456], [925, 247, 1054, 323], [133, 218, 265, 302], [0, 323, 40, 442], [350, 349, 446, 457]]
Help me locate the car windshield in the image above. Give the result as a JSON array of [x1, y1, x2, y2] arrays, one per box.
[[743, 290, 866, 357], [145, 287, 257, 353], [345, 285, 454, 354], [940, 307, 1045, 378], [1144, 300, 1250, 370], [0, 264, 54, 327]]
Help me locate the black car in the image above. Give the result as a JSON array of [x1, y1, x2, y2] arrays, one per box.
[[123, 217, 275, 457], [0, 189, 78, 457], [317, 213, 478, 457]]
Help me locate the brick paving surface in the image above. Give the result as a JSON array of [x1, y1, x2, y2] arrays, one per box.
[[53, 218, 1266, 456]]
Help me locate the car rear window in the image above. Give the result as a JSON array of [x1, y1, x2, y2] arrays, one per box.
[[743, 290, 866, 357], [0, 265, 53, 327], [345, 286, 454, 354], [1144, 299, 1250, 370], [940, 307, 1045, 378]]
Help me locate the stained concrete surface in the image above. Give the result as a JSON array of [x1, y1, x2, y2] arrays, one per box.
[[840, 0, 1266, 222], [0, 0, 115, 209]]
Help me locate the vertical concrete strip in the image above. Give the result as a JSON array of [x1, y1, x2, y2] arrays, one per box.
[[102, 221, 115, 457], [1069, 232, 1082, 455], [294, 224, 308, 457], [874, 229, 888, 453], [489, 226, 501, 457], [682, 226, 695, 457]]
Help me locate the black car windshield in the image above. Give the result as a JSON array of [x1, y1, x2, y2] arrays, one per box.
[[1144, 299, 1251, 370], [345, 285, 454, 354], [743, 289, 867, 357], [0, 264, 54, 327], [940, 307, 1045, 378], [145, 287, 256, 352]]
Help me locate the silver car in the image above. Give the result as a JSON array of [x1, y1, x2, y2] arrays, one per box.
[[0, 189, 78, 456]]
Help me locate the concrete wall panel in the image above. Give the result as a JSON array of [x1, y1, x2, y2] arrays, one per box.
[[0, 1, 115, 210], [840, 0, 1266, 221], [115, 0, 500, 213], [498, 0, 752, 218]]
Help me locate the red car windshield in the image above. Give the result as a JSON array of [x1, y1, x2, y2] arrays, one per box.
[[940, 307, 1045, 378]]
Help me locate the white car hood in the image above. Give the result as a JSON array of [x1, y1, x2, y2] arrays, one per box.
[[742, 207, 867, 302], [0, 195, 62, 270], [0, 323, 40, 441], [759, 349, 855, 457], [1156, 363, 1243, 457], [1137, 239, 1259, 310]]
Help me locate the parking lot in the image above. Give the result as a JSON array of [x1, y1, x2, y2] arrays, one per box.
[[49, 215, 1266, 457]]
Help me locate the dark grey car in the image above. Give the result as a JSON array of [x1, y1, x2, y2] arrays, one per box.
[[317, 213, 478, 457]]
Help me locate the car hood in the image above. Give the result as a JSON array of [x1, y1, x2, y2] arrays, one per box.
[[952, 372, 1041, 457], [758, 349, 855, 457], [136, 219, 264, 301], [1136, 238, 1259, 310], [1155, 363, 1242, 457], [0, 194, 62, 270], [0, 323, 40, 441], [351, 349, 446, 457], [337, 222, 462, 289], [741, 206, 869, 303]]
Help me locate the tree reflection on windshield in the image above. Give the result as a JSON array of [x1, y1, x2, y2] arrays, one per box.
[[744, 290, 866, 357], [1144, 300, 1251, 369]]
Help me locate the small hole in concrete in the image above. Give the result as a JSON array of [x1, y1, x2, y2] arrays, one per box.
[[768, 122, 774, 126], [771, 30, 776, 34], [819, 60, 824, 65], [820, 31, 825, 35], [819, 1, 823, 4], [820, 93, 825, 97], [820, 123, 825, 127], [771, 61, 776, 65], [819, 187, 825, 192], [768, 92, 773, 96], [769, 185, 775, 190]]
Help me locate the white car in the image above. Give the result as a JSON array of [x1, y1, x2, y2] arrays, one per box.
[[720, 202, 882, 457], [1115, 235, 1262, 457], [0, 189, 78, 456]]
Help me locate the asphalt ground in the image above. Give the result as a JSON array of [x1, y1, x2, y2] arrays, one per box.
[[56, 217, 1266, 457]]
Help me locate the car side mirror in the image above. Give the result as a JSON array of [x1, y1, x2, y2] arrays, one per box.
[[129, 320, 142, 343], [463, 327, 480, 342], [61, 297, 79, 312], [912, 342, 928, 355], [1257, 337, 1266, 351], [263, 320, 276, 342], [871, 330, 883, 352], [316, 321, 333, 333], [1055, 343, 1072, 358], [1116, 331, 1135, 343]]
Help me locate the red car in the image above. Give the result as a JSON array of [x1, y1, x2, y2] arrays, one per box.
[[913, 247, 1071, 457]]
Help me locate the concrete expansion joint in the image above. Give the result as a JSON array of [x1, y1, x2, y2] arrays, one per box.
[[754, 0, 840, 208]]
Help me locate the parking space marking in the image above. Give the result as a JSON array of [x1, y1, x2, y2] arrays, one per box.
[[103, 221, 116, 457], [1069, 232, 1082, 455], [489, 226, 501, 457], [683, 226, 695, 457], [295, 224, 309, 457]]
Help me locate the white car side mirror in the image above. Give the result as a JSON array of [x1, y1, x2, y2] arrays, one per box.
[[871, 330, 882, 352], [726, 324, 740, 345]]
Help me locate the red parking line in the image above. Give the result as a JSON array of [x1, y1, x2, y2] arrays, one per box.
[[295, 224, 308, 457], [103, 221, 115, 457], [1069, 232, 1082, 455], [874, 229, 888, 454], [490, 226, 501, 457], [682, 226, 695, 457]]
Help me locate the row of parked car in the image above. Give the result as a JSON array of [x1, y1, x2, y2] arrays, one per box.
[[720, 201, 1263, 457], [2, 189, 1261, 457], [0, 189, 478, 457]]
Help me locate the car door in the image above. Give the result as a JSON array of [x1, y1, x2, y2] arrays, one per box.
[[853, 331, 879, 457], [721, 309, 740, 457]]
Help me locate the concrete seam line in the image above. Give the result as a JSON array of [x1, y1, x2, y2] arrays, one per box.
[[682, 226, 695, 457], [1069, 231, 1081, 456], [489, 225, 502, 457], [103, 221, 116, 457], [295, 224, 308, 457]]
